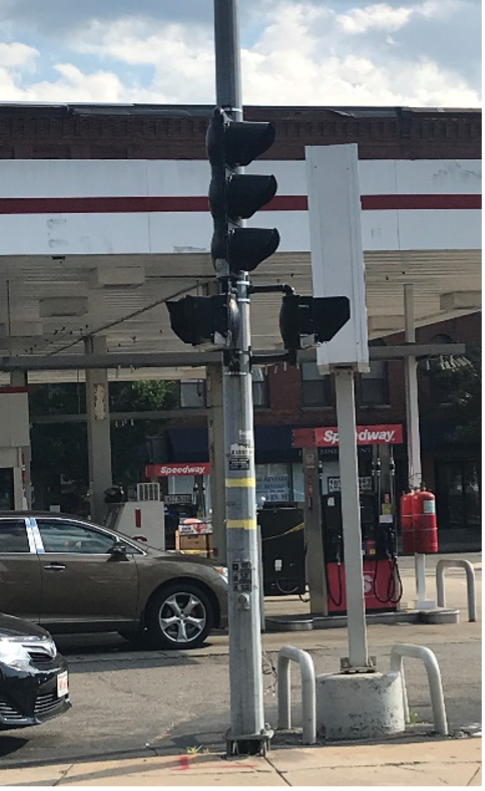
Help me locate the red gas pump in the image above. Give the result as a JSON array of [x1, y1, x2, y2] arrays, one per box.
[[412, 487, 438, 553]]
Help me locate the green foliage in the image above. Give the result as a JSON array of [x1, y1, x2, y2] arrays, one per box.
[[109, 380, 178, 412], [29, 380, 179, 497], [428, 345, 481, 444]]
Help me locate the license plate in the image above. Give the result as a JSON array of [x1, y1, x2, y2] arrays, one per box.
[[57, 670, 69, 698]]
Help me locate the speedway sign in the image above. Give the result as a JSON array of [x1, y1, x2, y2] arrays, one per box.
[[292, 424, 403, 448], [145, 462, 210, 477]]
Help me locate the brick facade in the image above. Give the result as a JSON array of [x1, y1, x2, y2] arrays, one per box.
[[0, 104, 480, 161]]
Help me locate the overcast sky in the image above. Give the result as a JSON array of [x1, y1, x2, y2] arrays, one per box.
[[0, 0, 481, 107]]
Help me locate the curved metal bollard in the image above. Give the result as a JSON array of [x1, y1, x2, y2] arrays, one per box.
[[436, 559, 477, 622], [390, 643, 448, 735], [277, 646, 316, 744]]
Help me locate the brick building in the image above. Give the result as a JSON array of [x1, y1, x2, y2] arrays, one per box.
[[0, 103, 481, 548]]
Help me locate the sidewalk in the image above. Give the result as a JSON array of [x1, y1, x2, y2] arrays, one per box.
[[1, 737, 481, 786]]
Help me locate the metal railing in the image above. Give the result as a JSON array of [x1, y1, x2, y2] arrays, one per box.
[[436, 559, 477, 622], [390, 643, 448, 735], [277, 646, 316, 744]]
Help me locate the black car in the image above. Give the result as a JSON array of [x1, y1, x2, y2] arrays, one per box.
[[0, 613, 71, 729]]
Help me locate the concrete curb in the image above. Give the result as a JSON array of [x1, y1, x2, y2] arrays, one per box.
[[265, 608, 460, 631]]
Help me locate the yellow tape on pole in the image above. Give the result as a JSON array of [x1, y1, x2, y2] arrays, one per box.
[[225, 478, 256, 488], [226, 519, 258, 530]]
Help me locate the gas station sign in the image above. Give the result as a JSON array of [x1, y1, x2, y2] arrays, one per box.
[[146, 462, 210, 477], [293, 424, 403, 448]]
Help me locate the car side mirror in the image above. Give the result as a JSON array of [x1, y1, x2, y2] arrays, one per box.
[[108, 542, 129, 561]]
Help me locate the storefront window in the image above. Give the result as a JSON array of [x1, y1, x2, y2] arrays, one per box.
[[256, 463, 291, 504], [435, 458, 481, 532], [301, 363, 333, 407], [0, 468, 14, 510], [359, 360, 389, 405], [252, 368, 269, 408]]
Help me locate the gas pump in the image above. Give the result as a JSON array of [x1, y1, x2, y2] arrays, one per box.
[[294, 426, 406, 615], [321, 493, 401, 613]]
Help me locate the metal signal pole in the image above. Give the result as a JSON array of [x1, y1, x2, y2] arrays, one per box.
[[213, 0, 270, 755]]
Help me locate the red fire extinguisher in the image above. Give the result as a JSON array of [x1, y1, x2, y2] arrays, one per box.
[[399, 491, 415, 554], [412, 487, 438, 553]]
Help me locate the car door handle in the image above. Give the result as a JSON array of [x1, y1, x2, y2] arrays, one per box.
[[43, 563, 66, 571]]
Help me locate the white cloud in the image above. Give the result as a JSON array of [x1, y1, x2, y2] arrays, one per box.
[[0, 0, 480, 107], [0, 62, 126, 103], [0, 41, 37, 67], [240, 1, 480, 105], [337, 4, 413, 35]]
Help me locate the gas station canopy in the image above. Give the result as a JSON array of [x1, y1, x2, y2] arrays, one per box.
[[0, 105, 480, 382]]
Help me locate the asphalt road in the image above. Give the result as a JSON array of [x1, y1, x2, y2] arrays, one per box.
[[0, 556, 480, 767]]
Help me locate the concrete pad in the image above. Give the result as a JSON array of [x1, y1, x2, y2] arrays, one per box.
[[268, 738, 482, 771], [52, 753, 280, 786], [65, 771, 286, 786], [0, 764, 72, 786], [283, 761, 482, 787]]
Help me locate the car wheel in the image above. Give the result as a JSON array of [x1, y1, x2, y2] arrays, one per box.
[[146, 583, 213, 650]]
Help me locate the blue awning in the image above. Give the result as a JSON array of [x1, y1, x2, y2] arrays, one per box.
[[166, 425, 297, 463]]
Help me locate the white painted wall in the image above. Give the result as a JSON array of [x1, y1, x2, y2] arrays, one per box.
[[0, 158, 480, 256]]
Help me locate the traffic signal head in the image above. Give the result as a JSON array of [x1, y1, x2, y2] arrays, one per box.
[[279, 294, 351, 351], [206, 107, 280, 277], [166, 293, 240, 347], [206, 109, 275, 168]]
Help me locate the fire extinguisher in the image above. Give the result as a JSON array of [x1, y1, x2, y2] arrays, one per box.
[[399, 490, 415, 554], [412, 487, 439, 553]]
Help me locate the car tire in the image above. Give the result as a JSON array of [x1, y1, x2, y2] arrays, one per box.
[[145, 583, 214, 650]]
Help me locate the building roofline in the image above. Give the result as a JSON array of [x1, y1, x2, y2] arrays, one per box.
[[0, 102, 480, 118]]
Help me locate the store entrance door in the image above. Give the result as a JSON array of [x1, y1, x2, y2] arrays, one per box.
[[0, 468, 14, 510]]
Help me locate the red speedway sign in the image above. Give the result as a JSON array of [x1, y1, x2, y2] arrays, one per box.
[[146, 462, 210, 477], [293, 424, 403, 448]]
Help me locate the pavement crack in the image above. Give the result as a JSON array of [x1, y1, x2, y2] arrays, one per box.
[[53, 763, 74, 786], [264, 755, 292, 786], [467, 766, 481, 786]]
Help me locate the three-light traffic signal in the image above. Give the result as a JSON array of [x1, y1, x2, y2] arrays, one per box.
[[206, 107, 280, 277]]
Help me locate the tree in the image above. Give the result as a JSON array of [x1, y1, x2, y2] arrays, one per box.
[[29, 379, 179, 509], [109, 380, 178, 412], [427, 345, 481, 444]]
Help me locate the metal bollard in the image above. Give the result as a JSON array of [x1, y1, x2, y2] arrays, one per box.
[[436, 559, 477, 622], [390, 643, 448, 735], [277, 646, 316, 744]]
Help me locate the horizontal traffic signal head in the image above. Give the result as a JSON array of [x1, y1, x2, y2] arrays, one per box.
[[166, 293, 240, 347], [279, 295, 350, 350]]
